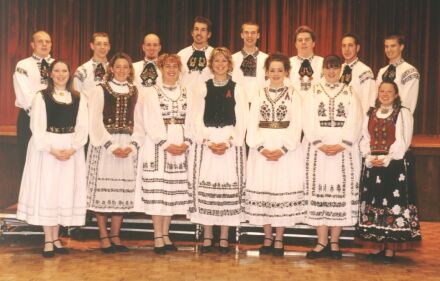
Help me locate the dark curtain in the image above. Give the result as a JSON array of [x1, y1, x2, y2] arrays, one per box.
[[1, 0, 439, 134]]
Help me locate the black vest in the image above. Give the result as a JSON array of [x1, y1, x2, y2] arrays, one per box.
[[43, 91, 80, 134], [203, 79, 236, 128]]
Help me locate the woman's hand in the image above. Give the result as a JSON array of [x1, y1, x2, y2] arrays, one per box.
[[208, 142, 228, 155], [50, 148, 74, 161], [319, 144, 345, 156], [261, 149, 284, 161]]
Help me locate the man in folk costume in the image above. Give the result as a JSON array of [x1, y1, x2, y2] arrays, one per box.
[[13, 30, 55, 176], [288, 25, 323, 96], [73, 32, 111, 100], [340, 33, 376, 114], [133, 33, 162, 90], [177, 16, 214, 95], [231, 22, 268, 104], [376, 34, 420, 114]]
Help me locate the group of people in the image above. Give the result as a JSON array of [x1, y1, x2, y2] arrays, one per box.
[[13, 16, 421, 262]]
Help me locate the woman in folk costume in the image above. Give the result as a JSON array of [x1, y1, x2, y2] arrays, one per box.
[[87, 52, 139, 253], [17, 60, 88, 258], [187, 47, 248, 254], [355, 81, 421, 262], [244, 53, 304, 257], [133, 54, 192, 255], [302, 55, 363, 259]]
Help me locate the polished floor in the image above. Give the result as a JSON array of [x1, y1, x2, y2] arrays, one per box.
[[0, 222, 439, 281]]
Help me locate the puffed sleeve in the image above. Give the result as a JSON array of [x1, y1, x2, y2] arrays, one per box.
[[183, 87, 194, 146], [88, 86, 115, 153], [143, 87, 169, 148], [229, 84, 248, 147], [29, 92, 51, 152], [281, 89, 302, 152], [191, 83, 210, 144], [246, 89, 264, 149], [383, 108, 413, 166], [399, 69, 419, 114], [73, 66, 86, 93], [130, 91, 146, 149], [340, 86, 363, 149], [13, 63, 37, 111], [359, 112, 372, 157], [71, 95, 88, 150], [302, 87, 323, 147]]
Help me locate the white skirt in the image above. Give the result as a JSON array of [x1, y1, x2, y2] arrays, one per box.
[[303, 141, 361, 226], [245, 129, 305, 227], [87, 134, 137, 212], [187, 126, 246, 226], [17, 133, 87, 226], [134, 125, 191, 215]]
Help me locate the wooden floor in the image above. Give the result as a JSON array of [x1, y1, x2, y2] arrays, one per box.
[[0, 222, 439, 281]]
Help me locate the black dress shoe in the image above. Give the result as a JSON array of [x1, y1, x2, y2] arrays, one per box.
[[99, 236, 116, 254], [382, 250, 396, 264], [367, 249, 385, 259], [329, 242, 342, 260], [164, 244, 178, 251], [218, 239, 230, 254], [200, 237, 214, 253], [109, 235, 130, 252], [259, 237, 273, 255], [163, 235, 178, 251], [306, 243, 329, 259], [42, 241, 54, 258], [53, 239, 69, 254], [153, 236, 166, 255], [272, 239, 284, 257]]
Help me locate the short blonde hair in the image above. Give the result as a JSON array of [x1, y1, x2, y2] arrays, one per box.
[[208, 47, 233, 73]]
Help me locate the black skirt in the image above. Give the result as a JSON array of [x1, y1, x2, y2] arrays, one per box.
[[355, 151, 422, 249]]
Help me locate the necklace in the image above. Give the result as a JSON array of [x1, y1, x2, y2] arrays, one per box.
[[111, 80, 128, 87], [380, 105, 393, 114], [162, 83, 177, 91]]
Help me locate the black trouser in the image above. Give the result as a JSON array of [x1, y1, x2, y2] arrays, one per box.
[[17, 109, 31, 177]]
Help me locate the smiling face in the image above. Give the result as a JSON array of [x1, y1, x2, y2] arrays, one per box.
[[267, 61, 287, 87], [384, 38, 404, 62], [90, 36, 110, 61], [378, 82, 398, 106], [211, 53, 229, 78], [161, 59, 180, 84], [241, 24, 260, 49], [50, 62, 70, 89], [295, 32, 315, 58], [323, 65, 342, 83], [31, 31, 52, 58], [341, 36, 360, 63], [192, 22, 211, 48], [110, 58, 130, 82], [142, 34, 161, 60]]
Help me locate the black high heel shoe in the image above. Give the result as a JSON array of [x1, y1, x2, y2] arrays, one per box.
[[53, 239, 69, 254], [367, 249, 385, 259], [272, 239, 285, 257], [305, 242, 329, 259], [329, 241, 342, 260], [153, 237, 166, 255], [99, 236, 115, 254], [383, 250, 396, 264], [109, 235, 129, 252], [259, 237, 273, 255], [218, 238, 230, 254], [200, 237, 214, 253], [42, 241, 54, 258], [163, 235, 178, 252]]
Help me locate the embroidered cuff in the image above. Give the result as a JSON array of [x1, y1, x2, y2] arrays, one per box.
[[184, 137, 193, 145], [257, 146, 265, 152], [342, 139, 353, 147], [312, 140, 322, 146], [104, 141, 112, 149], [281, 146, 288, 154]]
